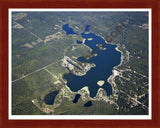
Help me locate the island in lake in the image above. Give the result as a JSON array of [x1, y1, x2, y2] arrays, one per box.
[[11, 11, 149, 116]]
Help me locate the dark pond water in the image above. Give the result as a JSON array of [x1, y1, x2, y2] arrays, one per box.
[[84, 25, 91, 31], [62, 24, 77, 35], [44, 91, 59, 105], [84, 101, 92, 107], [76, 40, 83, 44], [62, 24, 121, 98], [73, 94, 81, 103]]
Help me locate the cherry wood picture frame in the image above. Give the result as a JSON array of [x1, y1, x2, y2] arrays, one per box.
[[0, 0, 160, 128]]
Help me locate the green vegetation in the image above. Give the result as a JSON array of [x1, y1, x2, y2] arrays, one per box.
[[12, 79, 43, 115], [12, 33, 73, 80], [11, 11, 149, 115], [46, 61, 68, 78], [118, 27, 148, 76], [54, 97, 117, 115], [66, 44, 91, 58], [12, 70, 58, 115]]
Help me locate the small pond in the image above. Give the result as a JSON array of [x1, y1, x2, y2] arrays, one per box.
[[44, 91, 59, 105]]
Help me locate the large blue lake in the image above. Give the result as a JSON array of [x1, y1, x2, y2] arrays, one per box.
[[63, 24, 121, 97]]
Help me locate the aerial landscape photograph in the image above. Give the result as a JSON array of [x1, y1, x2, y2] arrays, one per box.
[[10, 9, 151, 118]]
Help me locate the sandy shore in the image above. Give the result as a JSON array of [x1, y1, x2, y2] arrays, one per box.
[[88, 38, 93, 41], [115, 46, 123, 67], [107, 69, 120, 91], [82, 39, 86, 44], [95, 88, 106, 98], [64, 84, 73, 93], [54, 80, 61, 84], [81, 86, 90, 95], [97, 80, 105, 86], [84, 32, 89, 34], [106, 45, 123, 90]]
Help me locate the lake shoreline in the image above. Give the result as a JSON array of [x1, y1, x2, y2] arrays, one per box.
[[63, 25, 123, 99], [107, 44, 123, 93]]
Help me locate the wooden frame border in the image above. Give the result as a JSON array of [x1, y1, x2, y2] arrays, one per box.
[[0, 0, 160, 128]]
